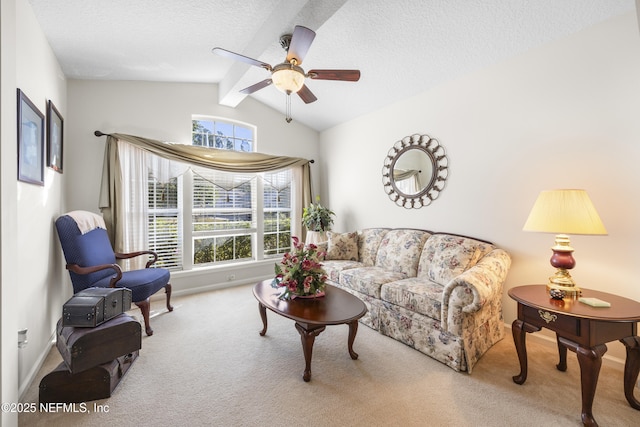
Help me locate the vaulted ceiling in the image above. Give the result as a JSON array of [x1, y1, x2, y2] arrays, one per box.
[[28, 0, 636, 131]]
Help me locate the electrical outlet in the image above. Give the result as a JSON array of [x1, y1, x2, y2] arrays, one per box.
[[227, 274, 236, 281], [18, 329, 28, 348]]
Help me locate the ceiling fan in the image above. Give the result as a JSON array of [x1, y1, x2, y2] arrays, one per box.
[[212, 25, 360, 121]]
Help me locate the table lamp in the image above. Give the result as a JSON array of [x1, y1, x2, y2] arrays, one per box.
[[523, 189, 607, 297]]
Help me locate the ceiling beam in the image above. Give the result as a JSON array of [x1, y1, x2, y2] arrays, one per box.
[[218, 0, 350, 107]]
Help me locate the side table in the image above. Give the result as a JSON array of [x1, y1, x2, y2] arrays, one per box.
[[508, 285, 640, 427]]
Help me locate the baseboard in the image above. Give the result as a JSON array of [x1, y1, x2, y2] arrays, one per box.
[[19, 333, 55, 401], [150, 274, 270, 301]]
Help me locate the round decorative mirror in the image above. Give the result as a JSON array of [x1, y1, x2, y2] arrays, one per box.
[[382, 133, 449, 208]]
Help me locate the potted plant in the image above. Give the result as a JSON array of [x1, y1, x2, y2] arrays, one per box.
[[302, 196, 335, 244]]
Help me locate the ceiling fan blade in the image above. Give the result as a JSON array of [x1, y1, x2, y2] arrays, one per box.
[[286, 25, 316, 65], [297, 84, 317, 104], [239, 79, 273, 94], [307, 69, 361, 81], [212, 47, 272, 71]]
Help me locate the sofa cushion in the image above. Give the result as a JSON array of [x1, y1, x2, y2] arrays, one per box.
[[340, 267, 407, 299], [380, 278, 443, 320], [418, 234, 494, 285], [375, 229, 431, 277], [325, 231, 359, 261], [358, 228, 390, 266], [322, 260, 364, 283]]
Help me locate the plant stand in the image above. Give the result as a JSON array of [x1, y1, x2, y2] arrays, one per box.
[[305, 231, 327, 245]]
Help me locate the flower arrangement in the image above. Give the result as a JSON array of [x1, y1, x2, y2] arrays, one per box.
[[272, 236, 328, 299]]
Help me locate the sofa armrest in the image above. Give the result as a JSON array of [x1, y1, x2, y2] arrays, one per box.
[[441, 248, 511, 334]]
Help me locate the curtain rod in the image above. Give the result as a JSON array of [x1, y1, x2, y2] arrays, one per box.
[[94, 130, 314, 163]]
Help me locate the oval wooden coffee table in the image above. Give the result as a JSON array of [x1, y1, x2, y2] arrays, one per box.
[[253, 279, 367, 382]]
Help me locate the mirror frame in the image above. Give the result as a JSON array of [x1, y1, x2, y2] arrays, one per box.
[[382, 133, 449, 209]]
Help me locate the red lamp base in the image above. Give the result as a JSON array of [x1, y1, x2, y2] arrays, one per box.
[[547, 234, 581, 298]]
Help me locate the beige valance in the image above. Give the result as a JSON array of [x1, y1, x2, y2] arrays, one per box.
[[102, 132, 310, 172]]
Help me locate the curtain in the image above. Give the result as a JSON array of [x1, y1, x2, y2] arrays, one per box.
[[98, 133, 313, 261], [393, 169, 420, 195], [292, 162, 312, 242]]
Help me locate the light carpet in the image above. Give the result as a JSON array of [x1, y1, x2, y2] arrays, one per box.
[[19, 284, 639, 426]]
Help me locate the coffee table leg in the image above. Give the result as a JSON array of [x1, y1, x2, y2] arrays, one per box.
[[347, 320, 359, 360], [620, 336, 640, 410], [258, 302, 267, 336], [295, 323, 325, 382]]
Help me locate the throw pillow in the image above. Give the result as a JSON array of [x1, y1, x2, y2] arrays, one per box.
[[325, 231, 359, 261], [418, 234, 485, 285]]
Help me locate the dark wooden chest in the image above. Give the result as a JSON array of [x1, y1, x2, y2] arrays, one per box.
[[39, 351, 138, 404], [56, 313, 141, 374], [62, 287, 132, 327]]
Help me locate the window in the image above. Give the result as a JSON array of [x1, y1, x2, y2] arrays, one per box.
[[148, 177, 181, 269], [192, 117, 253, 151], [146, 118, 292, 271], [191, 168, 255, 266], [263, 171, 292, 256]]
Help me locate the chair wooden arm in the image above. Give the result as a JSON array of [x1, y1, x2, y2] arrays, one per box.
[[66, 263, 123, 288], [115, 250, 159, 268]]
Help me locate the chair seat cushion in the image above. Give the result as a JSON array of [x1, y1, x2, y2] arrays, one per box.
[[94, 268, 170, 303]]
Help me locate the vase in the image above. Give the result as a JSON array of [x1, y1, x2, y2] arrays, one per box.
[[305, 231, 327, 245], [292, 290, 325, 299]]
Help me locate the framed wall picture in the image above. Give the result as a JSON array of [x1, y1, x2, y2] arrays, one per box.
[[47, 100, 64, 173], [17, 89, 45, 185]]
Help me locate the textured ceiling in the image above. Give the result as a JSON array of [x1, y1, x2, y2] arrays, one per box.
[[28, 0, 636, 131]]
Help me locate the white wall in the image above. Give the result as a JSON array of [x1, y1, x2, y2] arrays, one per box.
[[66, 80, 320, 292], [319, 12, 640, 360], [1, 0, 67, 424]]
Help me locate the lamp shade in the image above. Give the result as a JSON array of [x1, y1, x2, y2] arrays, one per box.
[[523, 189, 607, 235], [272, 64, 305, 94]]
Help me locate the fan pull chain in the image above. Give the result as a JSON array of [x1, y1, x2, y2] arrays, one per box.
[[285, 92, 293, 123]]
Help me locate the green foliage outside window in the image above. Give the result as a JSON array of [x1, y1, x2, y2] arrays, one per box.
[[194, 235, 253, 264], [193, 214, 291, 264]]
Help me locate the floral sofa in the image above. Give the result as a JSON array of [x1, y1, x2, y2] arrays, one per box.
[[318, 228, 511, 373]]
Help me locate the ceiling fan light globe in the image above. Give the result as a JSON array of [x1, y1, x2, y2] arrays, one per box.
[[272, 64, 305, 94]]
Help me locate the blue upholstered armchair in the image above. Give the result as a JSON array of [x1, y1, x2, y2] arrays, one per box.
[[55, 211, 173, 336]]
